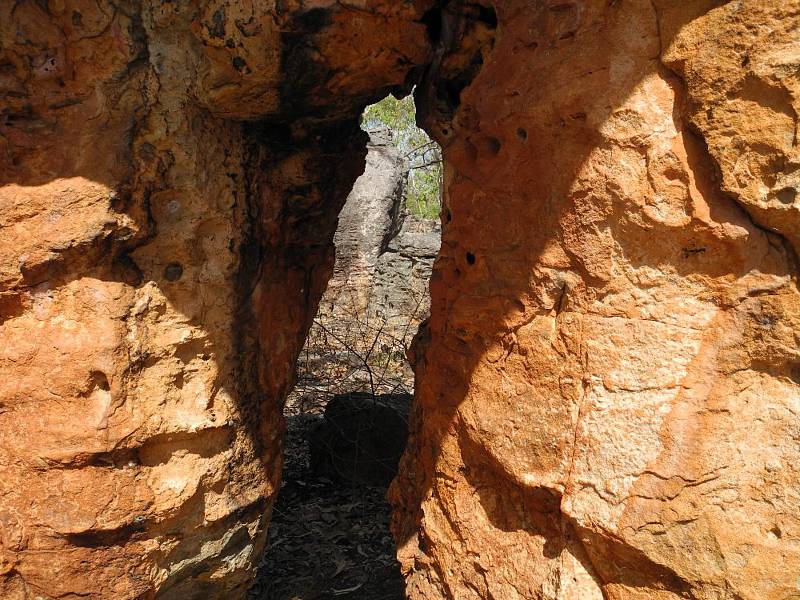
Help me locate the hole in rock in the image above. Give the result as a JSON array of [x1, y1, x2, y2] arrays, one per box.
[[252, 93, 442, 599], [420, 6, 443, 44], [776, 187, 796, 204], [163, 262, 183, 281], [475, 4, 498, 28], [90, 370, 110, 392]]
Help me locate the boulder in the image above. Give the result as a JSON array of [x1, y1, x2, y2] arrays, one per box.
[[310, 392, 412, 488], [390, 2, 800, 599]]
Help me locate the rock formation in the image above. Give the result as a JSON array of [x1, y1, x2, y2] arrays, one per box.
[[310, 391, 412, 487], [0, 1, 431, 598], [0, 0, 798, 599], [318, 128, 440, 347], [390, 1, 800, 599], [322, 129, 406, 312], [371, 216, 441, 338]]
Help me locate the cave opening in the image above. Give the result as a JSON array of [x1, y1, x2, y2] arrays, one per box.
[[249, 93, 443, 600]]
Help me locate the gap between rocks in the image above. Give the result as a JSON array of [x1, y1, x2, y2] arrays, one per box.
[[241, 3, 497, 597], [249, 95, 443, 600]]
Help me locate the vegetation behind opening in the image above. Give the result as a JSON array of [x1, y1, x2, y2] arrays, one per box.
[[362, 94, 442, 220]]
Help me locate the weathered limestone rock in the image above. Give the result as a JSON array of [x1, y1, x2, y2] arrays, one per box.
[[391, 1, 800, 599], [318, 129, 440, 346], [319, 128, 408, 318], [371, 215, 441, 336]]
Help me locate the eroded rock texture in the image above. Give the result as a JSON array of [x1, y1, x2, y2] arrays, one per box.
[[372, 215, 441, 336], [391, 1, 800, 599], [319, 128, 407, 320], [319, 129, 440, 343], [1, 0, 799, 599], [0, 1, 430, 598]]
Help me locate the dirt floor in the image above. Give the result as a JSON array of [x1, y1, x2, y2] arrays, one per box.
[[248, 397, 406, 600]]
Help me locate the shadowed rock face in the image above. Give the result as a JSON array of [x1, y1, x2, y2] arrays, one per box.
[[310, 391, 412, 487], [371, 215, 440, 335], [1, 1, 799, 600]]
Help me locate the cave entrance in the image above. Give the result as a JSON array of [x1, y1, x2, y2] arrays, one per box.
[[250, 93, 442, 599]]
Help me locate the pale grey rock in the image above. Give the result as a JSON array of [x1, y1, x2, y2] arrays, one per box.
[[318, 129, 441, 345], [370, 215, 440, 334], [326, 127, 407, 308]]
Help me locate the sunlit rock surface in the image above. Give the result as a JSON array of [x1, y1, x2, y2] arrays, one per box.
[[390, 1, 800, 599], [0, 1, 430, 597], [319, 129, 439, 344], [1, 0, 798, 599], [319, 128, 408, 321]]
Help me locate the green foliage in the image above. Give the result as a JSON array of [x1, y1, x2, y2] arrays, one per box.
[[406, 162, 441, 220], [362, 94, 442, 221], [362, 94, 422, 149]]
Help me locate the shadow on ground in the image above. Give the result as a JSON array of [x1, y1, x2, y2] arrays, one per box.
[[248, 411, 405, 600]]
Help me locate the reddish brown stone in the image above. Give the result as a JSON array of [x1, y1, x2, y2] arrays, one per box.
[[1, 1, 798, 599], [391, 1, 800, 599]]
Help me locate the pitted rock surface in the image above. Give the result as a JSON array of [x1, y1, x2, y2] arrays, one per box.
[[0, 1, 432, 598], [390, 2, 800, 599], [1, 1, 799, 599]]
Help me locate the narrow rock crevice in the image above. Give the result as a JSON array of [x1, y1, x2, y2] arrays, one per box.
[[2, 2, 800, 600]]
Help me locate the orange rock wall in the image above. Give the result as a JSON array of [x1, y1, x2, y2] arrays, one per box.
[[1, 1, 799, 599], [0, 1, 429, 598], [391, 1, 800, 599]]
